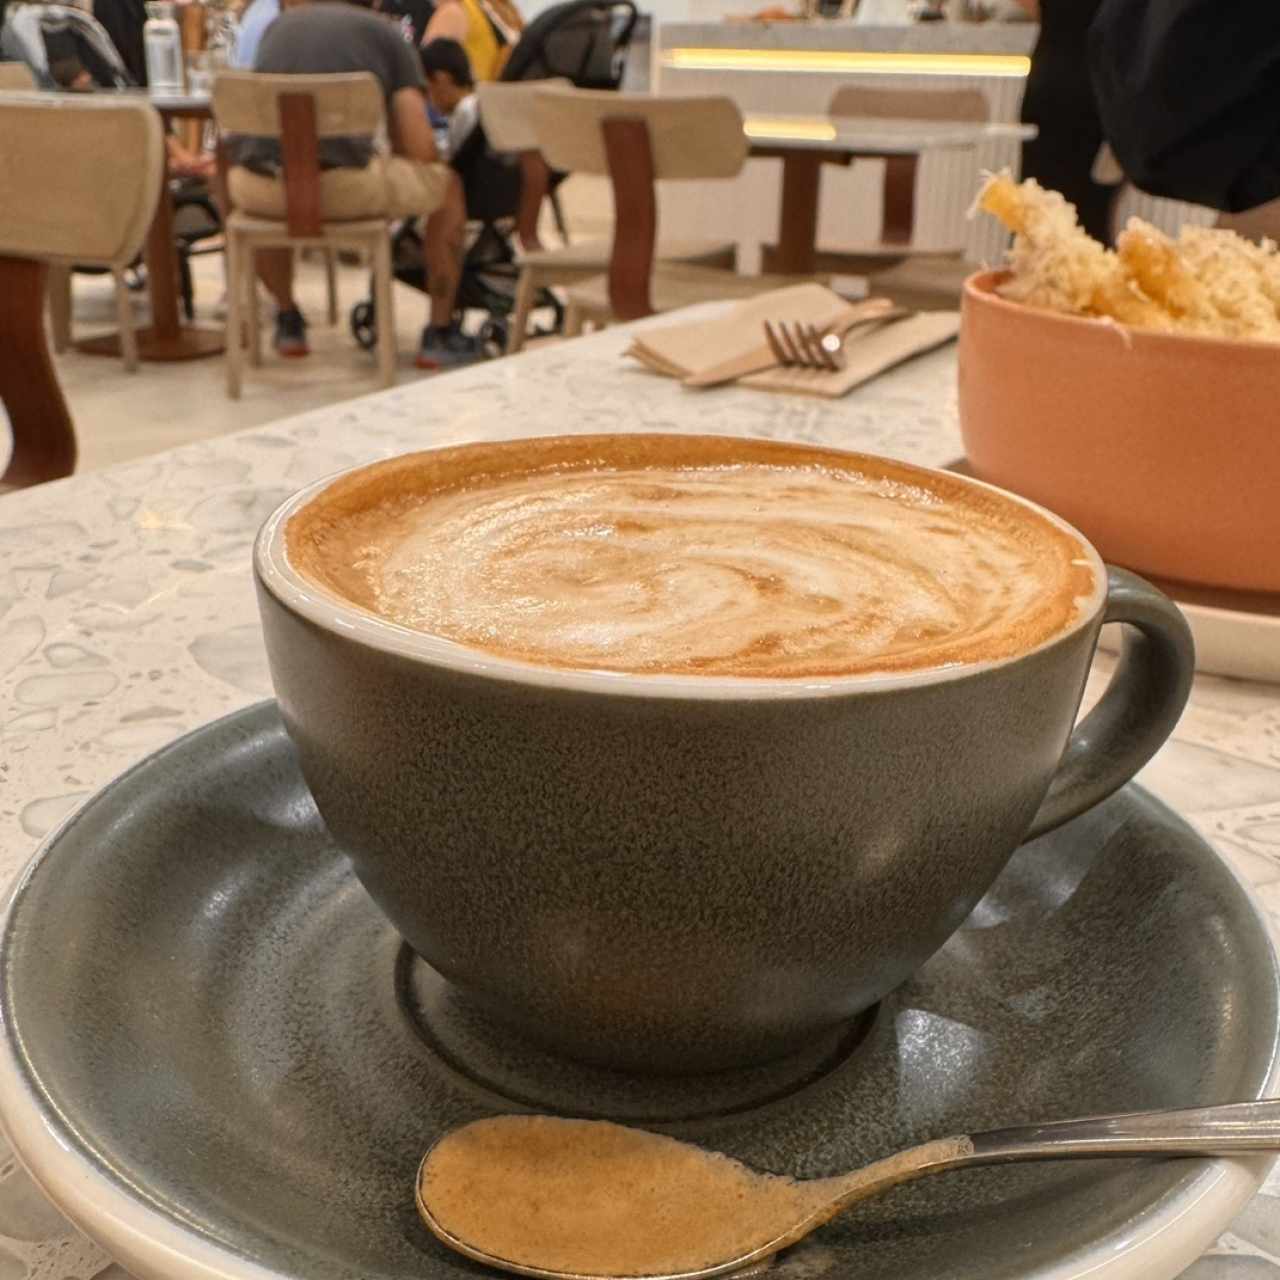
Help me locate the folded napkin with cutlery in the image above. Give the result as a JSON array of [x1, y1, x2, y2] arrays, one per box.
[[626, 283, 960, 398]]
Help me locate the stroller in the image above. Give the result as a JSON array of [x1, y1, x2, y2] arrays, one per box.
[[349, 0, 639, 358], [350, 129, 533, 357], [0, 2, 131, 88]]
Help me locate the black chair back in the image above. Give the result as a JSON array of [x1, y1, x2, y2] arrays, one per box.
[[499, 0, 637, 90]]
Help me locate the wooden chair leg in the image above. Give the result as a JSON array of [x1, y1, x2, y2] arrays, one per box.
[[324, 247, 338, 325], [111, 266, 139, 373], [246, 245, 263, 367], [224, 232, 244, 400], [0, 257, 76, 488], [47, 265, 72, 353], [507, 265, 537, 354], [564, 300, 585, 337], [372, 234, 396, 388]]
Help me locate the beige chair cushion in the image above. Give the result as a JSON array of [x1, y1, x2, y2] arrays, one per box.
[[566, 264, 822, 319], [520, 236, 734, 270], [229, 157, 451, 222], [0, 94, 162, 264]]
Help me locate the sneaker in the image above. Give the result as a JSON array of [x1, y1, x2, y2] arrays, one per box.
[[415, 324, 481, 371], [274, 307, 309, 358]]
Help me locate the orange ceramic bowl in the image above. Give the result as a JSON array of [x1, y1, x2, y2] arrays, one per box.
[[959, 270, 1280, 594]]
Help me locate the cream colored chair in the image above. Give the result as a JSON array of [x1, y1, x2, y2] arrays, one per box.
[[0, 93, 162, 487], [2, 58, 146, 370], [531, 88, 805, 336], [792, 86, 989, 308], [0, 61, 35, 88], [212, 71, 397, 398], [0, 59, 140, 370], [483, 81, 738, 350]]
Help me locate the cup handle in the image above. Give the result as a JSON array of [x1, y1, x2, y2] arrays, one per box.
[[1025, 567, 1195, 841]]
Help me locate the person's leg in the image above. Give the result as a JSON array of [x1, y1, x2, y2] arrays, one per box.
[[515, 152, 548, 254], [383, 159, 479, 370], [423, 170, 465, 329], [255, 247, 308, 357], [255, 248, 297, 311], [227, 167, 308, 354]]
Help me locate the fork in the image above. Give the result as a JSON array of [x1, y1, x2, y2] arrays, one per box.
[[764, 306, 911, 373], [763, 319, 846, 372]]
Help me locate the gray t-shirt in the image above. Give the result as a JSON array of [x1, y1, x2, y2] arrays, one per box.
[[233, 2, 424, 172]]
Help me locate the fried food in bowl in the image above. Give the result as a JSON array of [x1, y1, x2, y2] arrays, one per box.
[[976, 173, 1280, 340], [959, 178, 1280, 594]]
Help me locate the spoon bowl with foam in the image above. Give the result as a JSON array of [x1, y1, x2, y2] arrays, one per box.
[[416, 1103, 1280, 1280]]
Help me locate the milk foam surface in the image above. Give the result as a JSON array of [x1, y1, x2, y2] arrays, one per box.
[[288, 442, 1094, 679]]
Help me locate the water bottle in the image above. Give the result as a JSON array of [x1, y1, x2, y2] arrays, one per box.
[[144, 1, 185, 93]]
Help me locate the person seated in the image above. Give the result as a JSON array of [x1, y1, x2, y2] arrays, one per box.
[[229, 0, 477, 369], [420, 36, 479, 162], [420, 34, 546, 252], [229, 0, 277, 69]]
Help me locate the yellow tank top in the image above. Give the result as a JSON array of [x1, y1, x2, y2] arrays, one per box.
[[460, 0, 502, 81]]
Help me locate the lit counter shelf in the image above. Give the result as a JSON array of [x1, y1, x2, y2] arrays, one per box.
[[657, 20, 1037, 83], [652, 20, 1209, 269]]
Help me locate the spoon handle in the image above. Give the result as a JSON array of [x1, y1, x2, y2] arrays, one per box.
[[965, 1100, 1280, 1164]]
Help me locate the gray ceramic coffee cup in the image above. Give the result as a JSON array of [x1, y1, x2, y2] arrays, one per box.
[[254, 437, 1194, 1075]]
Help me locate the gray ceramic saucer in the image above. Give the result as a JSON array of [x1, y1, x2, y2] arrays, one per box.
[[0, 702, 1277, 1280]]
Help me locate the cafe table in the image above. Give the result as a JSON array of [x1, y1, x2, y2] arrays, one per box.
[[0, 310, 1276, 1280], [741, 114, 1036, 275], [75, 88, 225, 364]]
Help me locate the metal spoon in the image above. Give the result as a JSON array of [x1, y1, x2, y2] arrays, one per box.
[[417, 1102, 1280, 1280]]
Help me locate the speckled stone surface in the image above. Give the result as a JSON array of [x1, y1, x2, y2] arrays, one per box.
[[0, 307, 1278, 1278]]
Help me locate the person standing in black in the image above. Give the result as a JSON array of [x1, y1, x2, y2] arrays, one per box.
[[92, 0, 146, 83], [1016, 0, 1119, 244]]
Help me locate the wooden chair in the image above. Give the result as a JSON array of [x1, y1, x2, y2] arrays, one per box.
[[0, 93, 162, 488], [211, 70, 396, 398], [477, 79, 737, 353], [770, 86, 989, 306], [531, 88, 806, 335]]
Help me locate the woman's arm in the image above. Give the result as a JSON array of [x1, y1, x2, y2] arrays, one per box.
[[390, 85, 441, 164]]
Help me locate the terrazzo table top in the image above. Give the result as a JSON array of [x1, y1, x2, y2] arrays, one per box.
[[0, 310, 1278, 1280]]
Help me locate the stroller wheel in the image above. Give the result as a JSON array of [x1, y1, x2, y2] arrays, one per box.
[[350, 300, 377, 351], [476, 317, 507, 358]]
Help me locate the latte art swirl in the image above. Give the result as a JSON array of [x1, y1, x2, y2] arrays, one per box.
[[290, 442, 1095, 679]]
